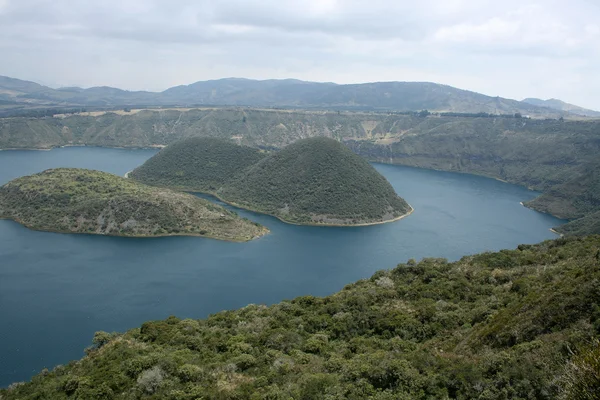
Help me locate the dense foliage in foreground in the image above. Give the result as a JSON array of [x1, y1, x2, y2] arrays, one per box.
[[130, 137, 266, 193], [3, 236, 599, 399], [219, 137, 411, 225], [0, 168, 267, 241]]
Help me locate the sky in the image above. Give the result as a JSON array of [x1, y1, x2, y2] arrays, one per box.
[[1, 0, 599, 109]]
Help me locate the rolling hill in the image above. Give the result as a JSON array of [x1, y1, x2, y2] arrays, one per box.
[[218, 137, 412, 226], [0, 75, 574, 117]]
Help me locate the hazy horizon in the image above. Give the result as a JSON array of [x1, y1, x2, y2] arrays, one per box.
[[1, 0, 599, 109]]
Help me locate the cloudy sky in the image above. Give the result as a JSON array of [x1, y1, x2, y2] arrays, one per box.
[[1, 0, 599, 109]]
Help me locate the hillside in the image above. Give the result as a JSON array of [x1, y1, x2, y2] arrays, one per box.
[[130, 137, 266, 193], [523, 98, 600, 118], [0, 75, 570, 117], [0, 168, 267, 241], [0, 108, 599, 233], [218, 137, 412, 226], [526, 159, 600, 220], [2, 235, 599, 399], [555, 211, 600, 236]]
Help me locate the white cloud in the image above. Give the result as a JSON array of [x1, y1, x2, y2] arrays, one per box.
[[586, 24, 600, 35], [433, 18, 520, 44]]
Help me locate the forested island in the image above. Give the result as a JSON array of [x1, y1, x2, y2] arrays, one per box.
[[0, 168, 267, 241], [133, 137, 412, 226], [2, 235, 599, 399]]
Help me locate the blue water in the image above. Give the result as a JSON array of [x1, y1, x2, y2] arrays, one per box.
[[0, 147, 564, 386]]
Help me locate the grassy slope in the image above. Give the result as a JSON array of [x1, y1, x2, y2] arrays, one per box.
[[218, 137, 411, 225], [1, 109, 599, 233], [0, 168, 267, 241], [2, 236, 599, 399], [130, 137, 266, 193]]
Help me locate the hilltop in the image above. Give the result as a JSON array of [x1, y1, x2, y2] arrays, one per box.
[[2, 235, 599, 399], [130, 137, 266, 193], [0, 168, 267, 241], [0, 75, 572, 118], [218, 137, 412, 226]]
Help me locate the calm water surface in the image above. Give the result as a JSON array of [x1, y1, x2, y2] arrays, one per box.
[[0, 147, 564, 386]]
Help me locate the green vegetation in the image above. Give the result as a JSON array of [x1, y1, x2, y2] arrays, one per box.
[[527, 159, 600, 220], [130, 137, 266, 193], [0, 168, 267, 241], [1, 108, 599, 233], [2, 235, 599, 399], [218, 137, 411, 225], [555, 211, 600, 237]]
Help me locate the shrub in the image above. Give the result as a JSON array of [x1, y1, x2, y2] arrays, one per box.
[[137, 366, 164, 394]]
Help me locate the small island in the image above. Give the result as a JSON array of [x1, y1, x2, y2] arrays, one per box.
[[0, 168, 268, 241], [132, 136, 412, 226]]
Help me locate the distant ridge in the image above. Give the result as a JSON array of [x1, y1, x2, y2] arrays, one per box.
[[522, 97, 600, 117], [0, 75, 576, 118]]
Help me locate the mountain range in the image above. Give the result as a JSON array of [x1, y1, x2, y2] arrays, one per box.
[[1, 75, 598, 118]]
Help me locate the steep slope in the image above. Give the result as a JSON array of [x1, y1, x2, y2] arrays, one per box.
[[523, 98, 600, 118], [0, 168, 267, 241], [2, 236, 599, 399], [130, 137, 266, 193], [218, 137, 412, 225]]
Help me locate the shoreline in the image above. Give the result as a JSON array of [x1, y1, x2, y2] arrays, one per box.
[[0, 147, 53, 151], [0, 144, 165, 152], [193, 188, 415, 227], [0, 215, 268, 243], [125, 181, 414, 228]]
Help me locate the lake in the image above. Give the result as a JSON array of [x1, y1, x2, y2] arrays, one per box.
[[0, 147, 564, 386]]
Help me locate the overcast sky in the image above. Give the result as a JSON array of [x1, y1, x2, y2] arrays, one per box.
[[1, 0, 599, 109]]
